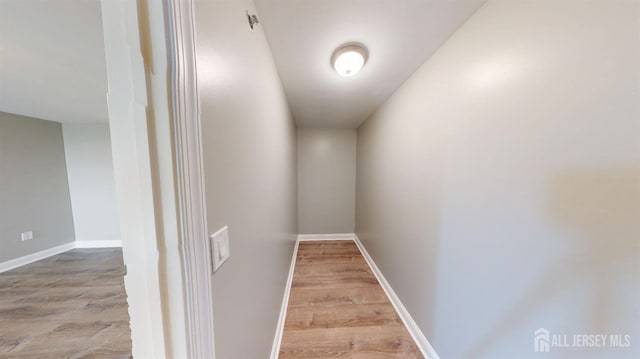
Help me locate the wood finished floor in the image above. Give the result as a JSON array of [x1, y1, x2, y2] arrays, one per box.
[[0, 248, 132, 358], [279, 240, 423, 358]]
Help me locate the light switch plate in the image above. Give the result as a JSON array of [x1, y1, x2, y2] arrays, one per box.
[[210, 226, 230, 272]]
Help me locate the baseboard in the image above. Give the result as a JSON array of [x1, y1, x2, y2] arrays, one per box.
[[297, 233, 356, 241], [0, 240, 123, 273], [75, 240, 122, 248], [353, 234, 439, 359], [0, 242, 76, 273], [270, 238, 300, 359]]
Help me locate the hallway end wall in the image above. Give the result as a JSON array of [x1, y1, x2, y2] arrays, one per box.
[[297, 128, 356, 234]]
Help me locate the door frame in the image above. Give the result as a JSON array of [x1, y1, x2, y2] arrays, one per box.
[[167, 0, 216, 357], [102, 0, 215, 357]]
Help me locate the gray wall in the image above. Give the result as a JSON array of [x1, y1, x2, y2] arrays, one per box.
[[62, 123, 120, 243], [195, 0, 298, 358], [356, 1, 640, 358], [297, 128, 356, 234], [0, 112, 75, 262]]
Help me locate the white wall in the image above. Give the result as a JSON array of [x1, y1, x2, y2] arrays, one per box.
[[356, 1, 640, 358], [0, 112, 75, 262], [63, 123, 120, 244], [297, 128, 356, 234], [194, 0, 298, 358]]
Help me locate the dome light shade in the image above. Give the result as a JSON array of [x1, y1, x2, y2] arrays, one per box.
[[332, 44, 367, 77]]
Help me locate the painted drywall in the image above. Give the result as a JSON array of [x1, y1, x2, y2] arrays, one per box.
[[62, 123, 120, 243], [356, 1, 640, 358], [0, 112, 75, 262], [194, 0, 298, 358], [297, 128, 356, 234]]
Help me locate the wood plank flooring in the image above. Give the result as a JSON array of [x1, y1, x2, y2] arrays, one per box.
[[279, 240, 423, 358], [0, 248, 132, 358]]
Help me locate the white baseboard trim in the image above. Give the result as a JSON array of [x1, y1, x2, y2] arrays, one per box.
[[0, 240, 124, 273], [0, 242, 76, 273], [75, 240, 123, 248], [353, 234, 439, 359], [270, 239, 300, 359], [297, 233, 356, 241]]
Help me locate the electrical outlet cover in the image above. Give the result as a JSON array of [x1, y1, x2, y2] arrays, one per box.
[[21, 231, 33, 241]]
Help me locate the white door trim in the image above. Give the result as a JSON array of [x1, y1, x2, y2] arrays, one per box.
[[167, 0, 216, 357]]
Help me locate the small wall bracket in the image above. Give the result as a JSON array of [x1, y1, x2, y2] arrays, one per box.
[[247, 11, 259, 30]]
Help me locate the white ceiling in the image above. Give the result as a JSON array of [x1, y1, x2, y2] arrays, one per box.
[[0, 0, 108, 123], [255, 0, 487, 128]]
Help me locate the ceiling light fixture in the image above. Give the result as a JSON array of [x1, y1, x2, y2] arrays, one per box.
[[332, 44, 367, 77]]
